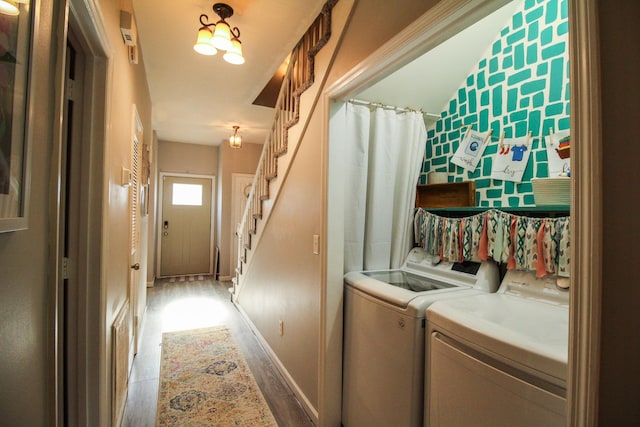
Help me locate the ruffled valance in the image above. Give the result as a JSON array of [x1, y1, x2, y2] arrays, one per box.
[[414, 208, 570, 277]]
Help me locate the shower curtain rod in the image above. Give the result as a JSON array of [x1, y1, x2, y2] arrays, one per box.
[[348, 98, 441, 119]]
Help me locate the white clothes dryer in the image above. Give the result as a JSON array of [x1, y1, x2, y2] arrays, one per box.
[[342, 248, 499, 427], [425, 270, 569, 427]]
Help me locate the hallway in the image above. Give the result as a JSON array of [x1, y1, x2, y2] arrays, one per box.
[[121, 278, 314, 426]]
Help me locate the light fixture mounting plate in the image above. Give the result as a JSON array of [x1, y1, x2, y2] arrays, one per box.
[[213, 3, 234, 20]]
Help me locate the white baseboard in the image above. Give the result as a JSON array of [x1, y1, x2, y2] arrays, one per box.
[[234, 302, 319, 425], [218, 275, 233, 282], [146, 279, 155, 288]]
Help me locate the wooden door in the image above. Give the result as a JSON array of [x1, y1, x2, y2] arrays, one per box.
[[160, 175, 213, 276]]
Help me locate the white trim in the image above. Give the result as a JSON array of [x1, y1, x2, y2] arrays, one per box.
[[322, 0, 597, 426], [49, 1, 68, 424], [567, 0, 601, 425], [69, 1, 114, 425], [156, 172, 217, 278]]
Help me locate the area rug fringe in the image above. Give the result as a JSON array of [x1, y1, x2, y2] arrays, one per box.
[[156, 326, 277, 426]]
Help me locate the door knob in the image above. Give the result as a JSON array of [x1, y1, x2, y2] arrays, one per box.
[[131, 263, 140, 270]]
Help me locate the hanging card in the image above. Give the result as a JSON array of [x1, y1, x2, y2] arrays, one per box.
[[450, 128, 491, 172], [490, 134, 532, 183], [546, 130, 571, 177]]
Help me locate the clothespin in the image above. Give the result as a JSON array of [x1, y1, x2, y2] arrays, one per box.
[[526, 131, 532, 147], [463, 125, 472, 140]]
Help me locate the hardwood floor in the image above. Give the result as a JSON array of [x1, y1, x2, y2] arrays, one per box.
[[121, 278, 315, 427]]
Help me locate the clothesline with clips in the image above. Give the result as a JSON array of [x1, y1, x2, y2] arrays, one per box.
[[460, 124, 533, 148]]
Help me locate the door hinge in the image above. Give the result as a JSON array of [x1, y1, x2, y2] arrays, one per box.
[[62, 257, 70, 280], [66, 78, 75, 101]]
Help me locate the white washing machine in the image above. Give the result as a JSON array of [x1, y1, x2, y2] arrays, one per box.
[[342, 248, 499, 427], [425, 270, 570, 427]]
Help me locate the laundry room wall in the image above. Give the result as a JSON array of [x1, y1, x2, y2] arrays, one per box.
[[421, 0, 570, 207]]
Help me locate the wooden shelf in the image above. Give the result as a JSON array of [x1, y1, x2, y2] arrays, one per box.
[[415, 181, 476, 208]]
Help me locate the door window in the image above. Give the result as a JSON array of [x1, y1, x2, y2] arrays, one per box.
[[172, 183, 203, 206]]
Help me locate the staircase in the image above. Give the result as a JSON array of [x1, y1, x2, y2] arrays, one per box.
[[231, 0, 337, 299]]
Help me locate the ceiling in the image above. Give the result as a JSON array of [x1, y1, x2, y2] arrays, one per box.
[[131, 0, 326, 146], [132, 0, 519, 147], [356, 1, 521, 121]]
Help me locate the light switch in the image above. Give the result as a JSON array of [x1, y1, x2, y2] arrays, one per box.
[[121, 167, 132, 187]]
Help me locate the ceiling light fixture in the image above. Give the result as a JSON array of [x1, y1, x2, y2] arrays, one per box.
[[229, 125, 242, 149], [193, 3, 245, 65], [0, 0, 20, 16]]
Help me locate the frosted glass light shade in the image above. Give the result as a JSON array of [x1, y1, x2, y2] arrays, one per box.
[[0, 0, 19, 16], [193, 27, 217, 55], [229, 134, 241, 148], [211, 21, 232, 51], [223, 38, 244, 65]]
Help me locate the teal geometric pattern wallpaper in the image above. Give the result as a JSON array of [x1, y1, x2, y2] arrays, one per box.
[[419, 0, 570, 207]]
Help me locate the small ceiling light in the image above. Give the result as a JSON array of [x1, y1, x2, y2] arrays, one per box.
[[0, 0, 20, 16], [194, 3, 244, 64], [229, 125, 242, 149]]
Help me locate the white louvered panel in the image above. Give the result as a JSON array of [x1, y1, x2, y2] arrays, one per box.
[[131, 133, 140, 248]]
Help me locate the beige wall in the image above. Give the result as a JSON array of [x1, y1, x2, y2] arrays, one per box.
[[217, 142, 262, 279], [99, 0, 153, 424], [158, 139, 218, 176], [0, 1, 55, 424], [597, 0, 640, 423]]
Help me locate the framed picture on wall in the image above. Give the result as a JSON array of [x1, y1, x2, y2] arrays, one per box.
[[0, 1, 36, 233]]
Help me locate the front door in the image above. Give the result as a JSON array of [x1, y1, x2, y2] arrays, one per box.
[[160, 175, 213, 276]]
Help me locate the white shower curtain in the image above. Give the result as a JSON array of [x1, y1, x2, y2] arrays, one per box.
[[344, 102, 427, 272]]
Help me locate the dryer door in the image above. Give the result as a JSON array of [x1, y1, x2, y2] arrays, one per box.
[[426, 331, 566, 427]]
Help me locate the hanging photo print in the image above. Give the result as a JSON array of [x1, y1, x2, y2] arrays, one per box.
[[546, 129, 570, 177], [490, 133, 532, 183], [451, 127, 492, 172]]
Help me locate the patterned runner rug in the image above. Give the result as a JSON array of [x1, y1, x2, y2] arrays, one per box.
[[156, 326, 277, 426]]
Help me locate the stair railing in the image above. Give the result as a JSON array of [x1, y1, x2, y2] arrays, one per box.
[[232, 0, 337, 296]]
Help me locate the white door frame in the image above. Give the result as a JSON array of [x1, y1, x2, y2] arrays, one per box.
[[50, 0, 113, 425], [156, 172, 217, 278], [321, 0, 600, 426]]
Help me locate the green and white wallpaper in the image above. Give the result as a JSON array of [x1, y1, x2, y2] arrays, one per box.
[[420, 0, 570, 207]]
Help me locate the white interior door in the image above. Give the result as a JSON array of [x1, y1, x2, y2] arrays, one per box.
[[160, 175, 214, 276], [230, 173, 254, 276], [129, 107, 143, 357]]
